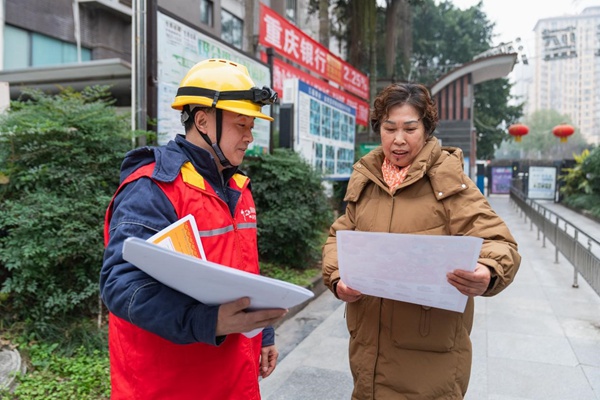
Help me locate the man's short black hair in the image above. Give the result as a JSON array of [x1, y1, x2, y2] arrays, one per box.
[[182, 106, 214, 133]]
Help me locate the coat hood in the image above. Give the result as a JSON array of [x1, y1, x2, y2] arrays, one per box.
[[346, 137, 470, 202]]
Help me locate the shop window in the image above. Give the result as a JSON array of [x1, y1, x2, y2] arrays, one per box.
[[221, 9, 243, 49]]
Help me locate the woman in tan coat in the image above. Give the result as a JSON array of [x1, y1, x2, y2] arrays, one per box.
[[322, 83, 521, 399]]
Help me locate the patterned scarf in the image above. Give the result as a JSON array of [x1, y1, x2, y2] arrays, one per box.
[[382, 157, 411, 191]]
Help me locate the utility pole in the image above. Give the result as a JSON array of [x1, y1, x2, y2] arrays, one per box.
[[132, 0, 148, 146]]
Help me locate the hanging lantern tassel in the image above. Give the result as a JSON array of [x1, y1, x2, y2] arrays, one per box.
[[552, 124, 575, 143], [508, 123, 529, 143]]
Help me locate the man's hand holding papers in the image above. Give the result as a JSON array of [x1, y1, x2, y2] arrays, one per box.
[[123, 215, 314, 338]]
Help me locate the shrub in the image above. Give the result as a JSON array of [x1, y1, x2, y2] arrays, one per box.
[[243, 149, 333, 269], [559, 147, 600, 219], [560, 149, 591, 198], [581, 146, 600, 194], [0, 86, 135, 336]]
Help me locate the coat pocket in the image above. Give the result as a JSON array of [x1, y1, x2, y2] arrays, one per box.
[[390, 302, 461, 352]]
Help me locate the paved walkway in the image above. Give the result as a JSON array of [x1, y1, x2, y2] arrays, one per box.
[[260, 195, 600, 400]]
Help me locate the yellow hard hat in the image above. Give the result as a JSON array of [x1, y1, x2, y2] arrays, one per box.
[[171, 58, 276, 121]]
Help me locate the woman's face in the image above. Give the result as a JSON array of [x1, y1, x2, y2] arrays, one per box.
[[380, 104, 427, 168]]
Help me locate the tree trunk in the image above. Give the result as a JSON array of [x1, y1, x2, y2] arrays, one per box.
[[384, 0, 413, 81], [399, 0, 412, 79], [385, 0, 402, 80], [348, 0, 363, 68], [319, 0, 329, 47], [367, 0, 377, 102], [344, 0, 377, 102], [244, 0, 256, 54]]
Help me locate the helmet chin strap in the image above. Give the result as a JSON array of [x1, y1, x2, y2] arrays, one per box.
[[194, 108, 232, 169]]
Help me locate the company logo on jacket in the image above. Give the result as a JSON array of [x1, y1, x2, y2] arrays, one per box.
[[240, 207, 256, 221]]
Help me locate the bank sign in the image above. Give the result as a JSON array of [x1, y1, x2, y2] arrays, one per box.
[[282, 78, 355, 180], [259, 3, 368, 100]]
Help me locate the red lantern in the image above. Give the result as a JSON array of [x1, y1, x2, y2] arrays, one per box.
[[552, 124, 575, 143], [508, 123, 529, 142]]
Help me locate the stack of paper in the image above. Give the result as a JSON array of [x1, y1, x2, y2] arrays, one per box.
[[337, 230, 483, 313], [122, 215, 315, 337]]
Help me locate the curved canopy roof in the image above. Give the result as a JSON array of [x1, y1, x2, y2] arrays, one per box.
[[430, 53, 518, 96]]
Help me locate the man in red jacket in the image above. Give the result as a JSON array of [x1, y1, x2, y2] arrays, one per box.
[[101, 58, 286, 399]]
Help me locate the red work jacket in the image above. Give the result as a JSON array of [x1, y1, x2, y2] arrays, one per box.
[[104, 161, 263, 400]]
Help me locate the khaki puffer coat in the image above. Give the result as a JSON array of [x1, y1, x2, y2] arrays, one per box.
[[322, 138, 521, 400]]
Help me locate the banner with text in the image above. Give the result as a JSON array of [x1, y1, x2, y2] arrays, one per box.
[[258, 3, 369, 100]]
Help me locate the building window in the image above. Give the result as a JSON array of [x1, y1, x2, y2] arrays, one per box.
[[286, 0, 297, 23], [4, 25, 29, 69], [4, 25, 91, 69], [221, 9, 243, 49], [200, 0, 213, 27]]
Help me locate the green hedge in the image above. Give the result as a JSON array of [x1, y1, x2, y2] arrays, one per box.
[[0, 87, 133, 336], [243, 149, 333, 269]]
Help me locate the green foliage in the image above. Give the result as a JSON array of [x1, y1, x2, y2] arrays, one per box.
[[560, 149, 592, 197], [581, 146, 600, 193], [0, 86, 135, 336], [331, 180, 349, 215], [561, 193, 600, 220], [473, 80, 524, 160], [411, 0, 492, 83], [0, 341, 109, 400], [260, 262, 321, 287], [243, 149, 333, 269], [560, 147, 600, 219]]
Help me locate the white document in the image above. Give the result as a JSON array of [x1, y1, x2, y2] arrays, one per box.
[[122, 237, 314, 338], [337, 231, 483, 313]]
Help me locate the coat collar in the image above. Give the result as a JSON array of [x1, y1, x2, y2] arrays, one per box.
[[119, 135, 239, 185], [347, 137, 468, 201]]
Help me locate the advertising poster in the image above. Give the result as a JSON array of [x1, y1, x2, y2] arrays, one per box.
[[490, 166, 513, 194], [282, 78, 355, 180], [156, 12, 271, 156], [528, 166, 557, 200]]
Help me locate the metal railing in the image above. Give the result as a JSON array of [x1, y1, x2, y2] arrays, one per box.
[[510, 187, 600, 297]]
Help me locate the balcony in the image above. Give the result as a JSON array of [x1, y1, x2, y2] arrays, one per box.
[[76, 0, 132, 19]]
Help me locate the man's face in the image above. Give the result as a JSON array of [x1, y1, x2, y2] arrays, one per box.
[[197, 109, 255, 169], [218, 110, 255, 167]]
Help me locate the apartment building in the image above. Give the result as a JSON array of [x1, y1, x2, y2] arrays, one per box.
[[532, 6, 600, 144], [0, 0, 311, 108]]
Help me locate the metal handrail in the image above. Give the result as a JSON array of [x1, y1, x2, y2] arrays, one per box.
[[510, 187, 600, 297]]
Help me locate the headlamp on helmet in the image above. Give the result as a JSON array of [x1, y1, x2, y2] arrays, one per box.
[[175, 86, 278, 108]]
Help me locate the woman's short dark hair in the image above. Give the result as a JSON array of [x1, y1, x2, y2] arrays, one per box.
[[370, 83, 439, 137]]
